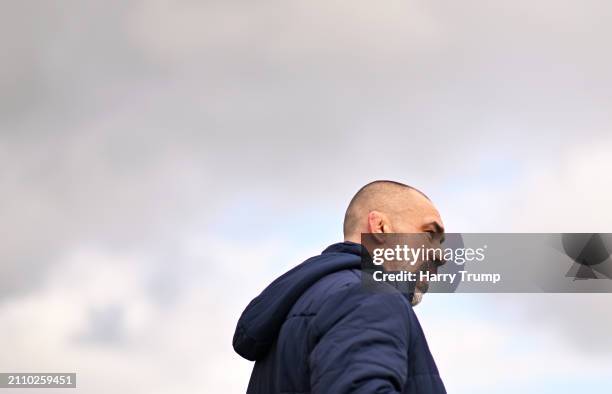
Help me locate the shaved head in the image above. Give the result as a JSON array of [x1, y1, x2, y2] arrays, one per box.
[[343, 180, 441, 240], [343, 180, 444, 305]]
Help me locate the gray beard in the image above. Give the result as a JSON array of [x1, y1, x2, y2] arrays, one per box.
[[411, 288, 423, 306]]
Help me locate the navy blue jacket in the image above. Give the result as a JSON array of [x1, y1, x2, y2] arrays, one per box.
[[233, 242, 446, 394]]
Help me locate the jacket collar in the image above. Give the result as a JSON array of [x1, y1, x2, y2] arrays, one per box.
[[323, 241, 416, 304]]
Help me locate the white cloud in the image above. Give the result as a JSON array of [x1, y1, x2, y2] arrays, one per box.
[[0, 234, 316, 393], [419, 294, 612, 394]]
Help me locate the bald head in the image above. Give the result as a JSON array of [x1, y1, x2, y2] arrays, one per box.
[[343, 181, 443, 242]]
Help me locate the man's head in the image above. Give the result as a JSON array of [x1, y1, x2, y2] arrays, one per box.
[[343, 180, 445, 305]]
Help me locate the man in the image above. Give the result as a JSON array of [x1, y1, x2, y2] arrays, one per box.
[[233, 181, 447, 393]]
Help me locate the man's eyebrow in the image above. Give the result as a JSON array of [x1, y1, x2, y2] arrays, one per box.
[[424, 221, 446, 242], [425, 221, 445, 234]]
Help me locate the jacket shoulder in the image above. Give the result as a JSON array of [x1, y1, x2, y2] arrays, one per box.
[[287, 268, 362, 318]]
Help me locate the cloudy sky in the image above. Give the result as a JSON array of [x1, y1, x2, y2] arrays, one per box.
[[2, 1, 612, 393]]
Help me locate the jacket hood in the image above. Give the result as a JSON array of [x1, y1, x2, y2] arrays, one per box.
[[232, 241, 364, 361]]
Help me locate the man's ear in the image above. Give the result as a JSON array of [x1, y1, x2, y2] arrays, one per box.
[[367, 211, 384, 233], [367, 211, 391, 243]]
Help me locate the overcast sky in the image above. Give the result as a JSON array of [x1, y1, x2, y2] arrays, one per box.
[[2, 1, 612, 393]]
